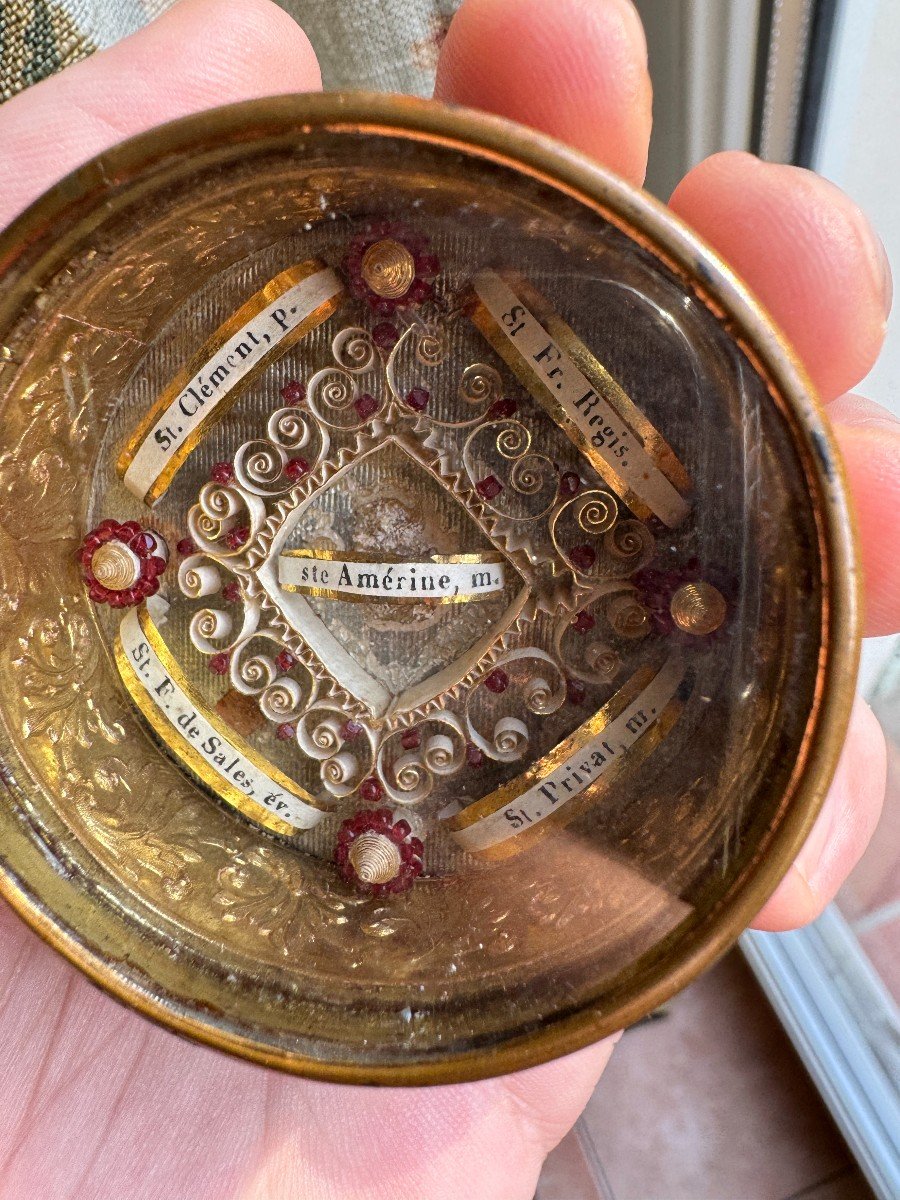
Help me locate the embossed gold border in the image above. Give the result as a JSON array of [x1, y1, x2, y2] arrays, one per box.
[[0, 93, 860, 1087], [115, 604, 329, 835], [116, 260, 343, 505]]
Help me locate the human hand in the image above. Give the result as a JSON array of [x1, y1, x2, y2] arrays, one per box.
[[0, 1, 895, 1196]]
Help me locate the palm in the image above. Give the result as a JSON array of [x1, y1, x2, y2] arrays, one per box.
[[0, 1, 895, 1197], [0, 902, 610, 1197]]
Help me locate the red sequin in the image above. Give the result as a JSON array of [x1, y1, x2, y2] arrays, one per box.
[[210, 461, 234, 485], [476, 475, 503, 501], [559, 471, 581, 498], [275, 649, 296, 673], [372, 322, 399, 351], [487, 398, 517, 420], [225, 526, 249, 550], [569, 544, 596, 573], [372, 297, 397, 318], [405, 386, 430, 412], [466, 742, 485, 767], [415, 253, 440, 278], [285, 457, 310, 481], [280, 380, 305, 405], [407, 278, 432, 304], [359, 777, 384, 803], [572, 611, 596, 634], [390, 818, 412, 841], [354, 392, 379, 421], [485, 668, 509, 694]]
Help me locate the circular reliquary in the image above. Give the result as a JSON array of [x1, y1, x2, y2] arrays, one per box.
[[0, 95, 858, 1082]]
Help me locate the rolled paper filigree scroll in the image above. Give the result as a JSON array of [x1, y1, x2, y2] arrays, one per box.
[[447, 656, 688, 859], [115, 600, 328, 835], [468, 270, 691, 528], [0, 94, 855, 1081]]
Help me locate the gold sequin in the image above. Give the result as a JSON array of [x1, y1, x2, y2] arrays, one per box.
[[670, 581, 727, 636], [349, 831, 402, 883], [91, 541, 141, 591], [361, 238, 416, 299]]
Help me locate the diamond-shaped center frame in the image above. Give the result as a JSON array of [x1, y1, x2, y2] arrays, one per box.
[[253, 437, 531, 718]]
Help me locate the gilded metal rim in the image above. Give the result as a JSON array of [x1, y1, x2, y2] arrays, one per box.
[[0, 92, 860, 1085]]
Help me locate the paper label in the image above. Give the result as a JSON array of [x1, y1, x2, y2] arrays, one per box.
[[116, 605, 326, 834], [279, 551, 506, 603], [117, 263, 343, 506], [449, 656, 685, 854], [470, 270, 690, 527]]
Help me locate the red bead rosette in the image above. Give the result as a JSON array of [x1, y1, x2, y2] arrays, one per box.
[[78, 519, 168, 608], [335, 807, 424, 897], [341, 221, 440, 317]]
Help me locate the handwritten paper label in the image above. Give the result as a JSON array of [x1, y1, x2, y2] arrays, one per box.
[[115, 603, 326, 834], [117, 262, 343, 506], [449, 656, 685, 855], [469, 270, 690, 528], [279, 551, 506, 603]]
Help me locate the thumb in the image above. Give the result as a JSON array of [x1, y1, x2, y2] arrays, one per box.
[[0, 0, 321, 229]]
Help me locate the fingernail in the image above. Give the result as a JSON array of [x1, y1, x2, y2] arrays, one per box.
[[809, 173, 893, 318], [615, 0, 649, 66], [873, 232, 894, 317], [835, 184, 895, 320]]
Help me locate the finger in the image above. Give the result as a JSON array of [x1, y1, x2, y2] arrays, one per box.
[[669, 152, 892, 402], [752, 696, 886, 931], [0, 893, 620, 1200], [830, 395, 900, 636], [435, 0, 652, 185], [0, 0, 321, 229]]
